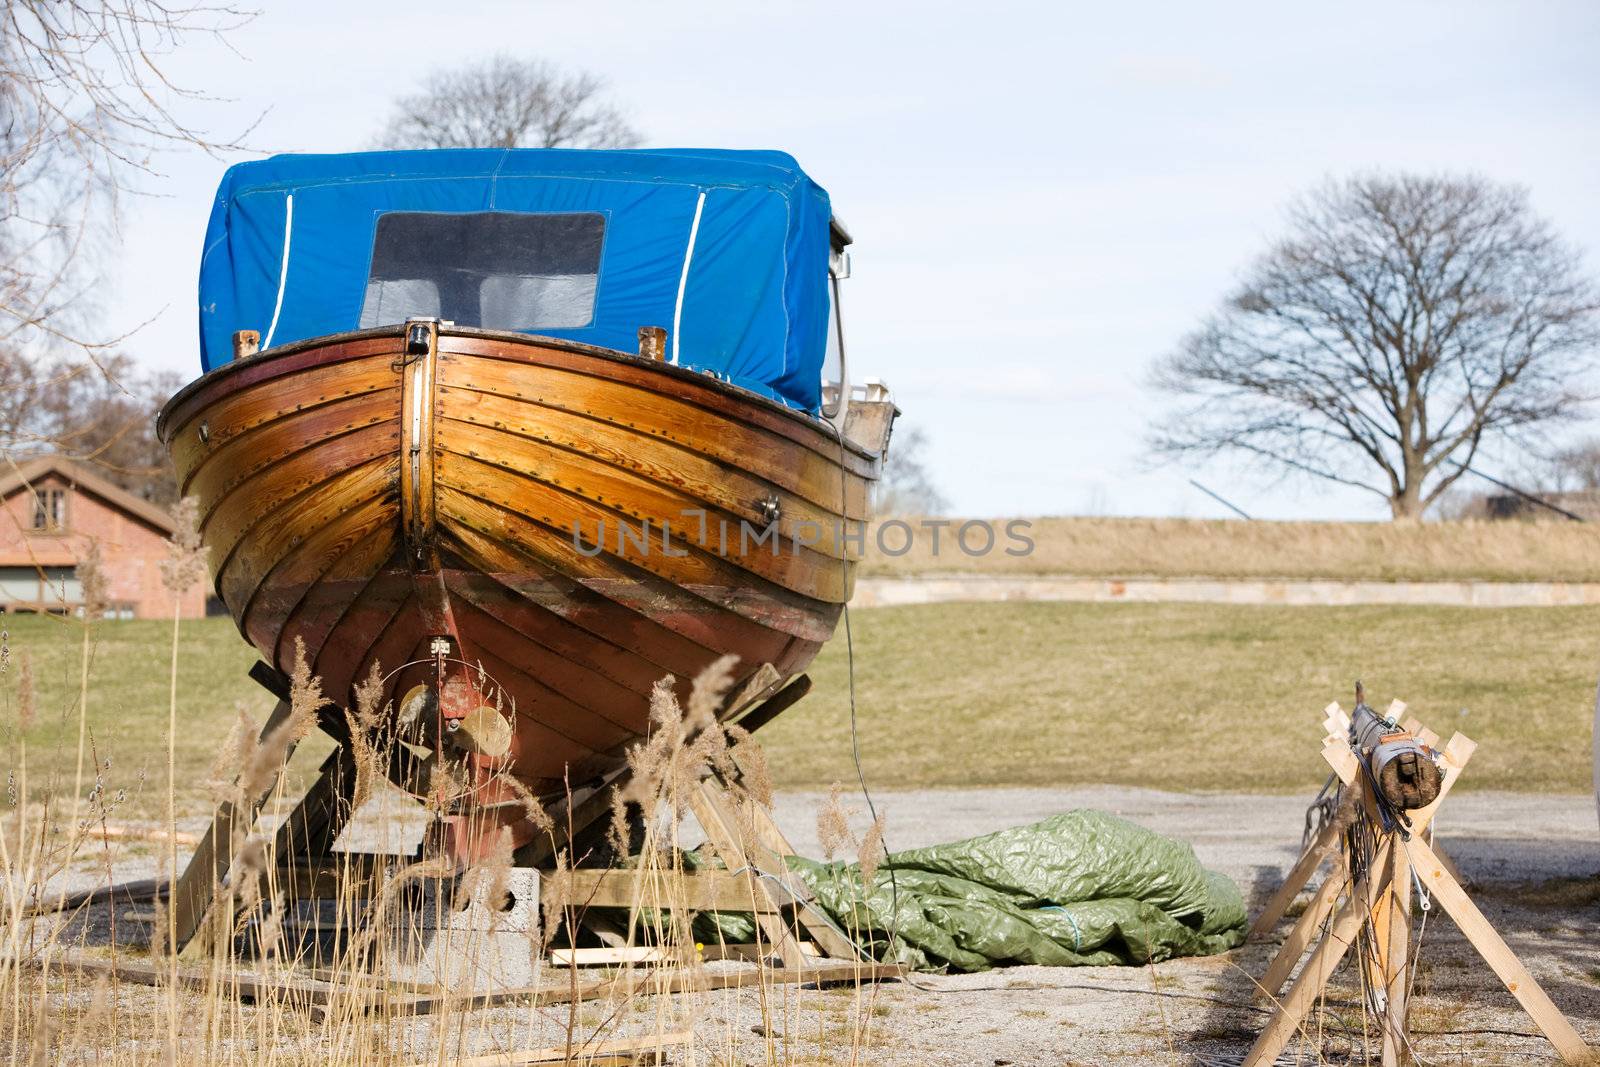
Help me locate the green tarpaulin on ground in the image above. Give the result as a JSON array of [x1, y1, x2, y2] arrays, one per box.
[[687, 810, 1248, 972]]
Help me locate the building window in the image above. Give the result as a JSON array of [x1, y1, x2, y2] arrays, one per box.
[[31, 488, 66, 531], [0, 565, 78, 612]]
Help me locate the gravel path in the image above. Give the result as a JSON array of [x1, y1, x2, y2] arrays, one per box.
[[30, 787, 1600, 1065]]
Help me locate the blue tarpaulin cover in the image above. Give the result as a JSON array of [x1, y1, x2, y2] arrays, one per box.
[[197, 148, 835, 410]]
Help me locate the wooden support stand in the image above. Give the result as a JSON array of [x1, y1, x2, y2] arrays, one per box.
[[1245, 699, 1594, 1066], [161, 665, 895, 1001]]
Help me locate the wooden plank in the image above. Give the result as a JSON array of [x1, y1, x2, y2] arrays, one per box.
[[1409, 837, 1594, 1064], [271, 854, 393, 900], [170, 697, 295, 957], [1243, 848, 1391, 1067], [273, 747, 354, 859], [22, 876, 164, 919], [1248, 799, 1345, 941], [704, 940, 821, 963], [1322, 701, 1349, 736], [35, 951, 341, 1009], [685, 781, 810, 970], [368, 959, 904, 1020], [727, 673, 811, 735], [33, 953, 898, 1023], [400, 1030, 692, 1067], [554, 868, 778, 914], [1257, 864, 1347, 996], [83, 825, 201, 847], [1381, 834, 1412, 1067], [1321, 741, 1359, 785], [550, 946, 669, 966], [1429, 836, 1469, 887], [704, 773, 862, 963]]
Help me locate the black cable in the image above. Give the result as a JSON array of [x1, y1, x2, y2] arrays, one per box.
[[829, 417, 903, 963]]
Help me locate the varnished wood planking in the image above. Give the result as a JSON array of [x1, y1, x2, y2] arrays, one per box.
[[161, 326, 875, 799], [274, 523, 398, 683], [440, 570, 655, 719], [436, 475, 834, 645], [443, 333, 879, 479], [242, 497, 396, 665], [220, 459, 397, 623], [177, 390, 401, 517], [169, 356, 400, 487], [439, 520, 766, 677], [436, 418, 849, 601], [307, 555, 413, 707], [160, 333, 404, 440], [437, 387, 864, 561], [440, 350, 874, 520], [202, 421, 401, 571]]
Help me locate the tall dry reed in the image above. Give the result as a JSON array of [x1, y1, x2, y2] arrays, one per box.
[[0, 555, 891, 1065]]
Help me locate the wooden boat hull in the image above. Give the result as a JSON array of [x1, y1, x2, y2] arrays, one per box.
[[159, 326, 885, 838]]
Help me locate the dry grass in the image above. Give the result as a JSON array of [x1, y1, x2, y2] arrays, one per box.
[[0, 606, 891, 1064], [0, 615, 280, 820], [859, 516, 1600, 583], [3, 594, 1596, 813], [1, 593, 1591, 1062], [771, 600, 1600, 793]]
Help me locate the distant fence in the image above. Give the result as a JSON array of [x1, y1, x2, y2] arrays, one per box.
[[851, 574, 1600, 609]]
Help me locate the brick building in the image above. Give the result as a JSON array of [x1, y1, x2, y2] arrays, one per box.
[[0, 456, 207, 619]]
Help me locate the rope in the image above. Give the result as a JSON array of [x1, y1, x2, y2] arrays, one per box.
[[1037, 905, 1084, 953]]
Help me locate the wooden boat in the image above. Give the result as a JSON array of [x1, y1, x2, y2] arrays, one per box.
[[158, 149, 895, 858]]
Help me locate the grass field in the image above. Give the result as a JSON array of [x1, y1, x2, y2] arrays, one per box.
[[859, 515, 1600, 583], [777, 600, 1600, 794], [2, 602, 1595, 818], [0, 614, 284, 820]]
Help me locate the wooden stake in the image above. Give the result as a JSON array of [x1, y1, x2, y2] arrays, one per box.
[[169, 697, 294, 956], [1381, 834, 1412, 1067], [1258, 861, 1347, 997], [1243, 847, 1392, 1067], [1249, 790, 1353, 940], [1409, 836, 1595, 1064]]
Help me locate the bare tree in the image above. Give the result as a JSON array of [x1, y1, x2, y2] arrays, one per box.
[[873, 426, 948, 516], [37, 354, 182, 503], [1544, 438, 1600, 492], [376, 55, 639, 150], [1151, 173, 1600, 520], [0, 1, 248, 471], [1, 2, 248, 352]]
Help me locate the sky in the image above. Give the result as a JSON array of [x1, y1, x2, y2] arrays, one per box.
[[103, 1, 1600, 519]]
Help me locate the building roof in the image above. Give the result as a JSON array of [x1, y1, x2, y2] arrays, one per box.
[[0, 455, 177, 535]]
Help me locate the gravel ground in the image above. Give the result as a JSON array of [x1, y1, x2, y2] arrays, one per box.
[[27, 787, 1600, 1065]]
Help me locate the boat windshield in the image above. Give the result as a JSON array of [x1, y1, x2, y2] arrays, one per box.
[[359, 211, 605, 331]]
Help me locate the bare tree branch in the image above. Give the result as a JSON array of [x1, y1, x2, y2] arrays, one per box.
[[1149, 173, 1600, 519], [872, 426, 948, 516], [0, 1, 251, 467], [375, 55, 640, 150]]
